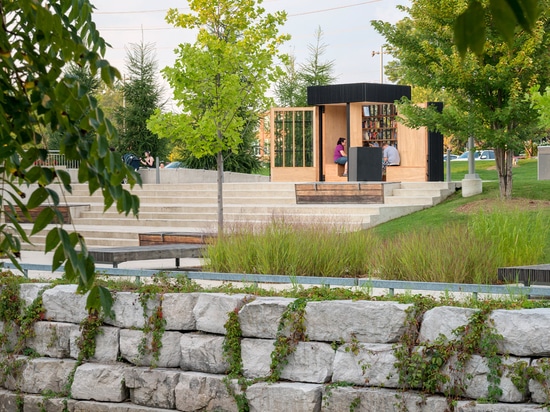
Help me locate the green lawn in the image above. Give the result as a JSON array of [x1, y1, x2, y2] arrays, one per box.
[[373, 158, 550, 238]]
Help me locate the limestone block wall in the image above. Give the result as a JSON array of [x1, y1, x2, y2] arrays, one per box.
[[1, 284, 550, 412]]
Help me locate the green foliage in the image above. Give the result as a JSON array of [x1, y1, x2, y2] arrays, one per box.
[[269, 298, 307, 382], [150, 0, 289, 157], [205, 194, 550, 284], [274, 26, 337, 107], [454, 0, 540, 56], [0, 1, 141, 315], [223, 310, 244, 378], [76, 311, 103, 361], [373, 0, 550, 199], [394, 304, 504, 403], [148, 0, 289, 232], [115, 42, 168, 160], [173, 110, 262, 173], [137, 291, 166, 368], [206, 219, 375, 277]]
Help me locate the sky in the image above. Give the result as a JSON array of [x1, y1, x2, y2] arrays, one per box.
[[90, 0, 411, 106]]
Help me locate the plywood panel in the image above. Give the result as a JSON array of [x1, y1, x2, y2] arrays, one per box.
[[386, 166, 427, 182], [349, 102, 363, 147], [271, 167, 317, 182], [396, 122, 427, 168], [323, 105, 348, 162]]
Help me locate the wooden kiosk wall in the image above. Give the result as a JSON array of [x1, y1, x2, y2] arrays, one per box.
[[269, 83, 441, 183]]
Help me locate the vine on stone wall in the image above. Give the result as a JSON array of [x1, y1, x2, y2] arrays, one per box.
[[393, 303, 505, 406]]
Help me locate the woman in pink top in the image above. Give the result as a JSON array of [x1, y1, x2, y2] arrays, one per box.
[[333, 137, 348, 176]]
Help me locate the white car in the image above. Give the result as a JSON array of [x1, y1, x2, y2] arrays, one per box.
[[452, 150, 495, 160]]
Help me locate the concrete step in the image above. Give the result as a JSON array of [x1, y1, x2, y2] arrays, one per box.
[[17, 181, 459, 251], [384, 196, 438, 206]]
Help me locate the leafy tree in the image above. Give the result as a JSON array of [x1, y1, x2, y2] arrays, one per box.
[[116, 42, 167, 162], [454, 0, 540, 56], [176, 109, 262, 173], [274, 26, 337, 107], [46, 64, 101, 150], [148, 0, 289, 233], [0, 1, 140, 314], [373, 0, 550, 199]]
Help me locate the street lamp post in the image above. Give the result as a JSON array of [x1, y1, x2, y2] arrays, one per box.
[[371, 46, 389, 84]]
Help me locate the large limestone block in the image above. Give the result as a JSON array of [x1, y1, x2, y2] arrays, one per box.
[[280, 341, 334, 383], [0, 321, 19, 352], [119, 329, 182, 367], [246, 381, 322, 412], [18, 283, 50, 309], [106, 292, 159, 329], [180, 333, 228, 374], [305, 300, 412, 343], [528, 358, 550, 404], [27, 321, 77, 358], [4, 357, 77, 394], [125, 367, 181, 409], [163, 293, 199, 331], [322, 386, 449, 412], [419, 306, 478, 343], [491, 308, 550, 356], [194, 293, 251, 335], [14, 393, 74, 412], [69, 325, 119, 362], [239, 297, 296, 338], [243, 339, 332, 384], [174, 371, 240, 412], [42, 285, 88, 323], [72, 400, 171, 411], [0, 388, 20, 411], [455, 402, 545, 411], [242, 338, 274, 379], [71, 363, 129, 402], [442, 354, 528, 403], [332, 343, 400, 388]]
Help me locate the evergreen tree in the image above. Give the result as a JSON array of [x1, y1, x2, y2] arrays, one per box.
[[116, 42, 167, 161], [274, 26, 336, 107]]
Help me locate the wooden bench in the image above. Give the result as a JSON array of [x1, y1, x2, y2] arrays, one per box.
[[89, 244, 204, 268], [498, 264, 550, 286], [323, 163, 347, 182], [3, 204, 88, 224], [139, 232, 215, 246], [295, 183, 384, 204]]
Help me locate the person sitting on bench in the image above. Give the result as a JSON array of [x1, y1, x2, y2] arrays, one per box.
[[334, 137, 348, 176], [382, 142, 400, 166]]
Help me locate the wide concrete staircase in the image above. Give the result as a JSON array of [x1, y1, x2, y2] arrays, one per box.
[[21, 181, 459, 251]]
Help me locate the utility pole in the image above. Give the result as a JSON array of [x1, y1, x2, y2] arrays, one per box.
[[371, 45, 389, 84]]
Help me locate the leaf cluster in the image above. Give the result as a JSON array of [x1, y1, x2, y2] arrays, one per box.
[[0, 1, 142, 315]]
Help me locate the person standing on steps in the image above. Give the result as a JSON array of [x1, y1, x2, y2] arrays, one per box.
[[141, 151, 154, 168], [334, 137, 348, 176]]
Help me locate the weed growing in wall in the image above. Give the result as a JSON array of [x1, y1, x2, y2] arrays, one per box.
[[393, 302, 505, 406]]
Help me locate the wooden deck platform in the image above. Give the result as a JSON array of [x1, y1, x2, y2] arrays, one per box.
[[89, 244, 204, 268], [139, 232, 214, 246], [497, 264, 550, 286], [295, 183, 384, 204]]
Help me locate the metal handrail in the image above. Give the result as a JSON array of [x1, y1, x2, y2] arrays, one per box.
[[2, 262, 548, 298]]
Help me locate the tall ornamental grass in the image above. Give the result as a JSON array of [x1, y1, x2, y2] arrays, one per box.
[[206, 220, 376, 277], [205, 208, 550, 284]]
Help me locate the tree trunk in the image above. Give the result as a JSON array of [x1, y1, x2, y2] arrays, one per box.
[[494, 147, 514, 200], [216, 150, 224, 236]]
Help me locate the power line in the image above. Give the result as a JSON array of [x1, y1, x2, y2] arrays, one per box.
[[94, 0, 384, 19]]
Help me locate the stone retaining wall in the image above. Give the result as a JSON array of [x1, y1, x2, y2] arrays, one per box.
[[1, 284, 550, 411]]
